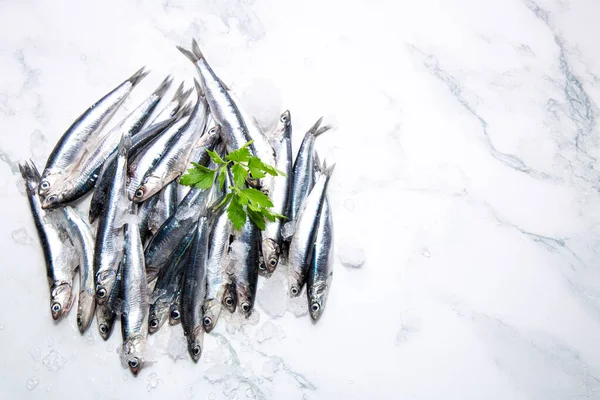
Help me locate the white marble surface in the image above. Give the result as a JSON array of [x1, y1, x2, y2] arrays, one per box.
[[2, 0, 600, 398]]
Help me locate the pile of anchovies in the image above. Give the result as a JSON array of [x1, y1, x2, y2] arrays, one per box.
[[19, 39, 334, 376]]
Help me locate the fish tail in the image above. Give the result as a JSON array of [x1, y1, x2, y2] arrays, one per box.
[[193, 79, 205, 98], [128, 66, 150, 87], [153, 75, 173, 98], [173, 81, 193, 104], [191, 39, 205, 61], [177, 45, 197, 63], [18, 159, 40, 183]]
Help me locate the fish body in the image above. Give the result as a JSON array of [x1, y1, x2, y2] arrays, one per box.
[[181, 216, 212, 362], [148, 180, 178, 235], [260, 111, 292, 275], [96, 262, 123, 340], [39, 67, 148, 197], [307, 196, 333, 321], [62, 207, 96, 333], [234, 218, 260, 317], [288, 165, 334, 296], [42, 77, 171, 208], [20, 161, 77, 320]]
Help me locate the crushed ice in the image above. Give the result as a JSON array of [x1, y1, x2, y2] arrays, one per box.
[[338, 241, 365, 268], [257, 268, 287, 319], [42, 349, 66, 372], [255, 321, 285, 344], [11, 227, 35, 245], [165, 329, 188, 361], [281, 222, 295, 240], [25, 376, 39, 391], [286, 288, 308, 317]]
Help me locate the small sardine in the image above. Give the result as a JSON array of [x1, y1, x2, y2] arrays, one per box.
[[234, 218, 260, 317], [42, 77, 171, 208], [20, 161, 78, 320], [137, 194, 158, 244], [96, 261, 124, 340], [260, 111, 293, 275], [93, 131, 131, 305], [288, 164, 334, 297], [307, 194, 333, 321], [39, 67, 148, 197], [147, 178, 178, 235], [181, 216, 212, 362], [62, 207, 96, 333], [121, 214, 149, 376]]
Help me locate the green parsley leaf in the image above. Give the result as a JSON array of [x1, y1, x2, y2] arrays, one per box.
[[239, 188, 273, 208], [207, 149, 227, 165], [226, 147, 251, 163], [231, 163, 248, 188], [227, 196, 246, 230], [247, 207, 266, 230], [218, 166, 227, 189], [180, 166, 215, 188]]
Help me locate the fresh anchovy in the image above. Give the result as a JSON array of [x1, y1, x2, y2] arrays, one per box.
[[288, 164, 334, 297], [94, 131, 131, 305], [137, 195, 158, 244], [127, 113, 192, 200], [178, 40, 258, 156], [42, 77, 172, 209], [148, 180, 178, 235], [20, 161, 78, 320], [96, 262, 124, 340], [202, 176, 233, 332], [88, 117, 177, 223], [260, 111, 293, 276], [234, 218, 260, 317], [62, 207, 96, 333], [307, 194, 333, 321], [288, 118, 330, 225], [121, 214, 149, 376], [131, 83, 211, 202], [181, 216, 212, 362], [148, 81, 192, 126], [39, 67, 148, 197], [143, 135, 219, 282], [149, 235, 191, 334]]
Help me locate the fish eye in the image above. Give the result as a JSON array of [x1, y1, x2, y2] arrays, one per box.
[[192, 345, 201, 356], [311, 303, 320, 313], [209, 127, 217, 134], [225, 297, 233, 306], [269, 258, 278, 267], [150, 319, 159, 329], [96, 287, 107, 298], [51, 303, 61, 313], [170, 309, 180, 320], [40, 181, 50, 190], [202, 316, 212, 327], [128, 358, 139, 368], [47, 195, 57, 203], [134, 189, 144, 198], [259, 263, 266, 270], [280, 114, 288, 122], [77, 314, 82, 326], [290, 286, 299, 295], [241, 303, 250, 313], [99, 324, 108, 334]]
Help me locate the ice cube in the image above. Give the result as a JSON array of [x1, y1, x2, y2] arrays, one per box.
[[281, 222, 295, 240], [25, 376, 39, 391], [286, 288, 308, 317], [11, 228, 35, 245], [29, 346, 41, 362], [257, 268, 287, 319], [165, 329, 188, 362], [261, 357, 282, 381], [338, 241, 365, 269], [42, 349, 66, 372], [255, 320, 286, 343]]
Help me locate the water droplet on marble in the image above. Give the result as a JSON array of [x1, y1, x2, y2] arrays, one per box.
[[0, 323, 5, 330], [47, 338, 54, 348], [45, 385, 52, 393], [25, 376, 39, 391], [80, 54, 87, 60], [245, 387, 256, 398], [29, 346, 41, 362], [349, 380, 354, 384], [123, 374, 129, 381], [421, 248, 431, 258], [208, 393, 216, 400]]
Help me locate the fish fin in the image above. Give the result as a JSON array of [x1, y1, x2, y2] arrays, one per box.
[[314, 125, 331, 137], [128, 67, 150, 87], [173, 81, 193, 104], [324, 163, 336, 177], [307, 117, 323, 135], [18, 160, 40, 182], [191, 39, 204, 61], [177, 102, 193, 118], [177, 45, 197, 63], [153, 75, 173, 98], [193, 79, 205, 98]]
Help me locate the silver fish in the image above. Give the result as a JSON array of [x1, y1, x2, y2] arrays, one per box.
[[307, 194, 333, 321], [288, 118, 330, 226], [260, 111, 293, 275], [88, 116, 177, 224], [148, 180, 178, 235], [20, 161, 78, 320], [62, 207, 96, 333], [148, 235, 191, 334], [39, 67, 148, 197], [178, 40, 258, 156], [169, 290, 183, 326], [42, 77, 172, 209], [181, 216, 212, 362], [131, 82, 211, 202], [234, 218, 261, 317], [148, 81, 192, 126], [121, 215, 149, 376], [95, 262, 123, 340], [127, 113, 191, 200], [288, 164, 334, 297], [93, 131, 131, 305]]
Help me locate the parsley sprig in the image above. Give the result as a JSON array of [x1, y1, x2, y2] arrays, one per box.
[[179, 140, 286, 230]]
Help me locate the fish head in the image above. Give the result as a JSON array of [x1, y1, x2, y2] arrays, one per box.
[[41, 184, 72, 209], [221, 280, 237, 313], [260, 239, 280, 274], [236, 283, 254, 318], [186, 326, 204, 362], [308, 281, 330, 322], [201, 299, 222, 333], [95, 270, 116, 304], [77, 289, 96, 333], [122, 336, 146, 376], [132, 176, 161, 203], [148, 300, 169, 334], [50, 281, 75, 320], [288, 269, 305, 298], [270, 110, 292, 140], [168, 303, 182, 325], [38, 170, 61, 197], [96, 305, 114, 340]]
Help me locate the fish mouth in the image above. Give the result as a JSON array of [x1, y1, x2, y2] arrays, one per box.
[[77, 291, 96, 333], [98, 321, 113, 340], [309, 300, 323, 322], [201, 300, 222, 333]]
